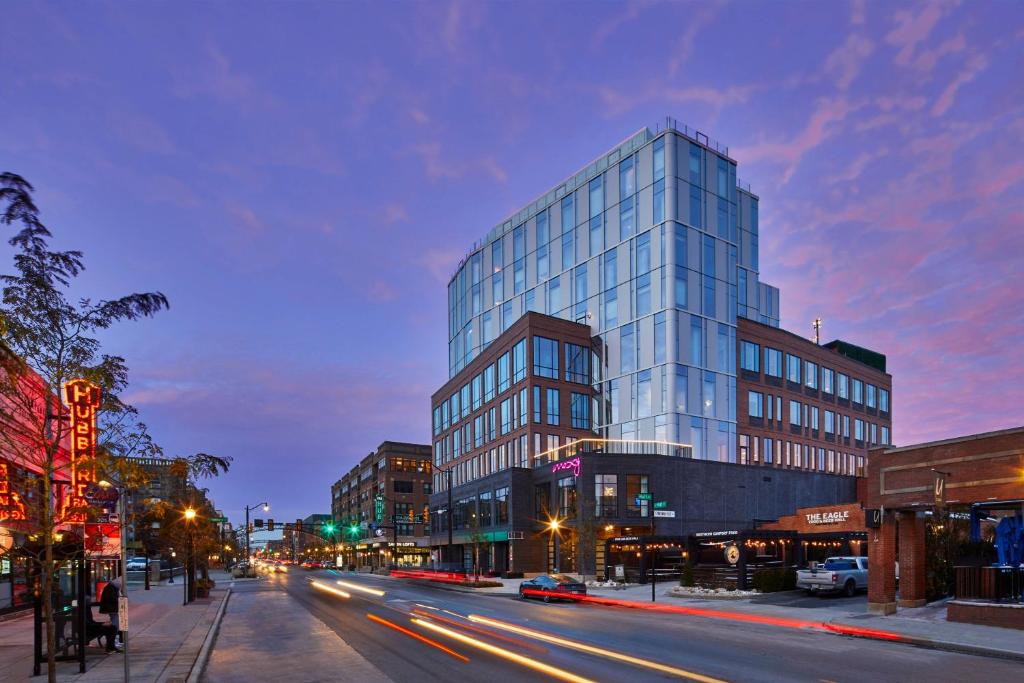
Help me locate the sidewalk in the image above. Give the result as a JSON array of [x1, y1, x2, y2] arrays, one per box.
[[0, 571, 232, 682]]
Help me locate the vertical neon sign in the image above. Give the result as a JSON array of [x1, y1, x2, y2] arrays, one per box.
[[0, 463, 27, 522], [61, 379, 101, 523]]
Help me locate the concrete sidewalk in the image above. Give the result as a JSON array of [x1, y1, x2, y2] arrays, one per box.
[[0, 571, 232, 681]]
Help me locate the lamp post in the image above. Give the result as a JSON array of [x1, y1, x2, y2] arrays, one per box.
[[183, 508, 196, 605], [244, 501, 269, 569], [98, 479, 129, 683], [548, 518, 561, 573]]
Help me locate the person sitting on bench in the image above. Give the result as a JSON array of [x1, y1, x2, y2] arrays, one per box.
[[85, 605, 119, 652]]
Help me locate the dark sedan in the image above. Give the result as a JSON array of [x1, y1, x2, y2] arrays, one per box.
[[518, 574, 587, 602]]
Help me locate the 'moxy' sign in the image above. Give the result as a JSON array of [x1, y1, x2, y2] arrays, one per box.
[[551, 456, 581, 478], [805, 510, 850, 525]]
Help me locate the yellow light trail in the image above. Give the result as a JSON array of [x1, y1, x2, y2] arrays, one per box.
[[467, 615, 726, 683], [335, 579, 385, 597], [367, 613, 469, 663], [310, 580, 351, 599], [412, 618, 594, 683]]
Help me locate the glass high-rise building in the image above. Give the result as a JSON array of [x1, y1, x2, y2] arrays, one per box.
[[446, 118, 780, 462]]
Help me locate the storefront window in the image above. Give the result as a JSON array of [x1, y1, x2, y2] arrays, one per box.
[[625, 474, 649, 517], [557, 477, 577, 519], [479, 491, 493, 527], [495, 487, 509, 524], [595, 474, 617, 517]]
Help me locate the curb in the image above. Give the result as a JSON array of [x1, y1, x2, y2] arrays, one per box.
[[824, 617, 1024, 663], [186, 587, 232, 683]]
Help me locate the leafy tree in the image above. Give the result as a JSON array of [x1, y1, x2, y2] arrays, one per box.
[[0, 173, 168, 681]]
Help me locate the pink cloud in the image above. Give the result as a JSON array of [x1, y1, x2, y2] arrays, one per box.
[[931, 52, 989, 116], [886, 3, 951, 66], [824, 33, 874, 90]]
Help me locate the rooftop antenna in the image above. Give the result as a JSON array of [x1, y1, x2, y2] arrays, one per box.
[[812, 318, 823, 345]]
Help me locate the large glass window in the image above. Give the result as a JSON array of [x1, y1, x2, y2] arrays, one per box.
[[765, 348, 783, 378], [604, 288, 618, 328], [546, 278, 560, 315], [786, 354, 801, 383], [512, 338, 527, 384], [574, 264, 587, 318], [595, 474, 618, 517], [571, 393, 590, 429], [653, 136, 665, 220], [603, 250, 617, 290], [625, 474, 649, 517], [825, 410, 835, 435], [620, 156, 635, 197], [637, 232, 651, 274], [498, 352, 510, 394], [491, 240, 503, 303], [805, 361, 818, 389], [637, 369, 652, 418], [748, 391, 764, 418], [866, 384, 876, 409], [654, 311, 667, 363], [532, 386, 541, 423], [461, 384, 470, 419], [478, 490, 493, 527], [620, 324, 635, 373], [837, 373, 849, 399], [500, 398, 511, 435], [855, 418, 865, 441], [852, 379, 863, 404], [546, 388, 560, 425], [879, 388, 889, 413], [822, 368, 834, 395], [558, 477, 577, 519], [689, 184, 702, 228], [620, 197, 634, 241], [495, 487, 509, 524], [484, 364, 495, 402], [674, 365, 688, 412], [789, 400, 801, 426], [566, 343, 590, 384], [740, 340, 759, 372], [533, 336, 559, 378], [636, 273, 651, 315]]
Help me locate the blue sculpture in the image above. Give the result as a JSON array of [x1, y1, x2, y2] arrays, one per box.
[[994, 512, 1023, 566]]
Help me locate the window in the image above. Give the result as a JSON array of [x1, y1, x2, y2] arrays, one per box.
[[637, 370, 652, 418], [574, 264, 588, 318], [837, 373, 849, 399], [674, 365, 688, 413], [739, 434, 750, 464], [740, 341, 759, 372], [822, 368, 834, 395], [484, 365, 495, 402], [689, 184, 702, 228], [852, 379, 863, 404], [748, 391, 764, 418], [620, 156, 635, 197], [653, 179, 665, 224], [589, 216, 603, 257], [636, 273, 651, 315], [620, 197, 634, 241], [533, 337, 559, 378], [536, 211, 549, 279], [620, 324, 635, 373], [880, 388, 889, 413], [855, 419, 865, 441], [432, 407, 441, 436], [519, 387, 528, 428], [546, 277, 560, 315], [474, 415, 483, 447], [571, 393, 590, 429], [786, 354, 801, 383], [765, 348, 783, 378], [565, 343, 590, 384], [496, 487, 509, 524], [825, 410, 835, 435], [789, 400, 801, 426], [764, 437, 774, 464], [603, 250, 617, 290], [843, 415, 850, 438], [461, 384, 470, 419], [810, 406, 819, 431], [870, 423, 877, 445], [512, 339, 527, 384], [558, 477, 577, 519], [805, 361, 818, 389], [546, 388, 560, 425], [653, 139, 665, 221], [604, 288, 618, 328], [654, 311, 667, 363], [881, 425, 890, 445], [637, 232, 651, 274], [500, 398, 512, 435], [625, 474, 649, 517], [534, 483, 551, 519], [532, 386, 541, 423], [498, 352, 510, 394], [595, 474, 618, 517], [478, 491, 493, 527], [866, 384, 876, 409], [393, 480, 414, 494]]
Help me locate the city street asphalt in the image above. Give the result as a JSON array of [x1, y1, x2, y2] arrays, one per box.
[[204, 569, 1024, 683]]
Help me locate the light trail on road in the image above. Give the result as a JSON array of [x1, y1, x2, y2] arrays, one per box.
[[467, 614, 728, 682], [410, 609, 549, 654], [335, 579, 385, 597], [411, 617, 595, 683], [310, 580, 351, 599], [365, 613, 470, 663]]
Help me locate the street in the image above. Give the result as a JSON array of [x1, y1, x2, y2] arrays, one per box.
[[203, 570, 1024, 683]]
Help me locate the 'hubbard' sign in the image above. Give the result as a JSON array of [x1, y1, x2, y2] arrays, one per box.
[[806, 510, 850, 525]]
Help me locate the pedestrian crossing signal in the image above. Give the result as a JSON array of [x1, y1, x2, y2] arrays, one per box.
[[254, 519, 263, 528]]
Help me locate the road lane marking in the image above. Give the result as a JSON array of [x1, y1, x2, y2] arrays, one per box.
[[366, 613, 470, 663], [467, 614, 728, 683], [412, 617, 594, 683]]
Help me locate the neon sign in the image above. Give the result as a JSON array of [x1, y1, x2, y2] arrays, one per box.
[[0, 463, 26, 522], [551, 457, 581, 478], [60, 379, 101, 523]]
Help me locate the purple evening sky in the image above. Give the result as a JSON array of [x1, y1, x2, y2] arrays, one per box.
[[2, 1, 1022, 524]]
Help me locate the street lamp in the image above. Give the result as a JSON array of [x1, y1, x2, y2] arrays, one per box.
[[244, 501, 270, 570], [98, 479, 129, 683], [548, 518, 561, 573], [183, 507, 197, 605]]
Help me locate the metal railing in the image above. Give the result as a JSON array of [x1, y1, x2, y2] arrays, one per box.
[[955, 566, 1024, 604]]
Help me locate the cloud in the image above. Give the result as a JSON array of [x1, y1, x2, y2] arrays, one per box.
[[886, 3, 951, 67], [824, 33, 874, 90], [408, 142, 507, 183], [416, 247, 462, 285], [367, 279, 399, 302], [912, 32, 966, 71], [117, 113, 176, 154], [826, 147, 889, 184], [667, 5, 719, 77], [931, 52, 989, 116]]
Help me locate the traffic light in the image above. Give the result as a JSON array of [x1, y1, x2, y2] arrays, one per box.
[[254, 519, 264, 529], [323, 522, 335, 536], [348, 522, 359, 538], [267, 519, 274, 531]]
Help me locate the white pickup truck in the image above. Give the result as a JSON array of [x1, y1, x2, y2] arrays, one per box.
[[796, 556, 868, 597]]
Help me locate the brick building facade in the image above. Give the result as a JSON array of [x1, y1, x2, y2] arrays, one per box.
[[736, 317, 892, 477]]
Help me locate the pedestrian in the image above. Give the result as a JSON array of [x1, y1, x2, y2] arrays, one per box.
[[99, 572, 122, 647]]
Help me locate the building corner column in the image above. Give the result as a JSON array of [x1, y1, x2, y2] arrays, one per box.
[[867, 510, 897, 615], [897, 511, 927, 608]]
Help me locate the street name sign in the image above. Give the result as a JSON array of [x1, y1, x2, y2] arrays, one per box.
[[653, 510, 676, 518]]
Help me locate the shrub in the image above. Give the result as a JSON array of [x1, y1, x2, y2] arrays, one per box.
[[680, 562, 695, 587], [751, 568, 796, 593]]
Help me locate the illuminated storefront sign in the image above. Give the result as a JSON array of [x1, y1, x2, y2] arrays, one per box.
[[60, 379, 101, 523], [0, 463, 27, 522], [551, 456, 581, 478], [805, 510, 850, 525], [694, 530, 738, 538]]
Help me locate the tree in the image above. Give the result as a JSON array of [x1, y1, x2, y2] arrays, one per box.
[[0, 173, 168, 681]]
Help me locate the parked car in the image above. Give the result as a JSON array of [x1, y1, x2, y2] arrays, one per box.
[[518, 574, 587, 602], [126, 557, 148, 571], [796, 556, 868, 597]]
